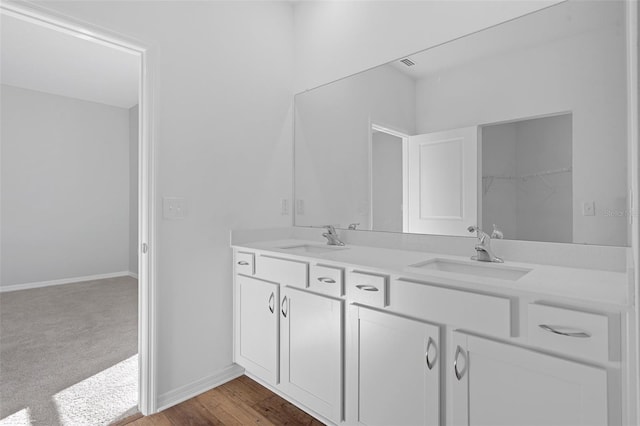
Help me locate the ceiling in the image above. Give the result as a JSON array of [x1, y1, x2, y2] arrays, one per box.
[[1, 14, 139, 109]]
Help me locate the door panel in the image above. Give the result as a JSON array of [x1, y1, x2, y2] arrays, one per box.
[[353, 307, 440, 426], [451, 332, 608, 426], [236, 275, 279, 385], [407, 126, 478, 236], [280, 287, 343, 423]]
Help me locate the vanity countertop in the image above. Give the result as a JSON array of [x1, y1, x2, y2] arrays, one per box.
[[232, 239, 630, 308]]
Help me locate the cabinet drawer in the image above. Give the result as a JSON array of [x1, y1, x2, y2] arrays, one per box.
[[309, 264, 344, 297], [257, 255, 309, 288], [235, 251, 255, 276], [393, 278, 513, 337], [347, 271, 388, 308], [527, 303, 617, 362]]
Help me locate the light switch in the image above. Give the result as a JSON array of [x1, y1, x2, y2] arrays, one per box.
[[296, 199, 304, 215], [582, 201, 595, 216], [281, 198, 289, 215], [163, 197, 187, 219]]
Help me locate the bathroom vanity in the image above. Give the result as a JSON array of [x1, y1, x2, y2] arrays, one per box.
[[232, 233, 632, 426], [231, 1, 638, 424]]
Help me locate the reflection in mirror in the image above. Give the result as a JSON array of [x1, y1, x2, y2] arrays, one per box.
[[294, 0, 629, 246], [482, 114, 572, 243]]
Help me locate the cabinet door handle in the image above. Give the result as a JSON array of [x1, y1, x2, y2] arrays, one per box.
[[237, 260, 250, 266], [454, 346, 466, 380], [281, 296, 288, 318], [425, 337, 437, 370], [538, 324, 591, 338], [355, 284, 379, 292], [317, 277, 336, 284], [268, 292, 275, 314]]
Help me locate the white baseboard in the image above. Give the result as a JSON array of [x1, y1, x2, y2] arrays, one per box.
[[128, 272, 139, 279], [0, 271, 133, 293], [156, 364, 245, 413]]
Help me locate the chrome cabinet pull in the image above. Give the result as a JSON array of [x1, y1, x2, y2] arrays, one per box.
[[355, 284, 379, 292], [539, 324, 591, 338], [454, 346, 466, 380], [268, 292, 275, 314], [317, 277, 336, 284], [281, 296, 288, 318], [425, 337, 437, 370], [237, 260, 250, 266]]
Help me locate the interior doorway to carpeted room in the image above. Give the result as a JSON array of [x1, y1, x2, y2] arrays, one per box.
[[0, 8, 142, 425]]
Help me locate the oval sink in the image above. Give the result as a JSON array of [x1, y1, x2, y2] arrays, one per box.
[[278, 244, 349, 254], [408, 258, 531, 281]]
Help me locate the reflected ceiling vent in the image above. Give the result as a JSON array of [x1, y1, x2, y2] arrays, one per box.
[[400, 58, 415, 67]]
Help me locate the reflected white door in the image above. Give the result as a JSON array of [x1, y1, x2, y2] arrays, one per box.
[[407, 126, 478, 236]]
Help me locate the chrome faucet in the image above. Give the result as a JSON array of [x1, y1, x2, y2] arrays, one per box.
[[467, 224, 503, 263], [322, 225, 345, 246]]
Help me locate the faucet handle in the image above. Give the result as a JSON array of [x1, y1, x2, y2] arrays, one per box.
[[491, 224, 504, 239], [323, 225, 337, 234], [348, 223, 360, 230]]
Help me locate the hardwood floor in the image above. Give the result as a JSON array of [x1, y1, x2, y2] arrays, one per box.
[[120, 375, 325, 425]]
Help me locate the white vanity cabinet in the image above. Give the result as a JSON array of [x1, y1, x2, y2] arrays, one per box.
[[233, 245, 626, 426], [234, 251, 344, 424], [450, 331, 609, 426], [347, 306, 441, 426]]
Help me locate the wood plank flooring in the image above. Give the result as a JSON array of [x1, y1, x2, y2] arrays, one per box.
[[120, 375, 325, 426]]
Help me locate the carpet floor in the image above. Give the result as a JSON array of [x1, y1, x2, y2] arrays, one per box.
[[0, 276, 138, 426]]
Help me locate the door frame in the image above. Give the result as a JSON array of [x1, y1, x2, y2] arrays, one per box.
[[0, 2, 158, 415], [369, 123, 410, 232]]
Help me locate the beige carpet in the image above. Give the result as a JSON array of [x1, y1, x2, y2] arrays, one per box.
[[0, 276, 138, 425]]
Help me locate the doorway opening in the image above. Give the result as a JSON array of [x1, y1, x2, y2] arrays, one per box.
[[0, 2, 154, 423]]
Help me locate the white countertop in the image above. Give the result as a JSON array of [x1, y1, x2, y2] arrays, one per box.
[[233, 238, 631, 308]]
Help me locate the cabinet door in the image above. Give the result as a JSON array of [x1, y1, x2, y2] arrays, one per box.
[[235, 275, 279, 385], [451, 332, 608, 426], [347, 306, 441, 426], [280, 287, 343, 423]]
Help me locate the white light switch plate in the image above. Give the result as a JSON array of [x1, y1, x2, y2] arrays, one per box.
[[163, 197, 187, 219]]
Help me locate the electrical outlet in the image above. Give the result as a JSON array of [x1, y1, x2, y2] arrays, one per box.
[[582, 201, 595, 216], [163, 197, 187, 219], [281, 198, 289, 215], [296, 199, 304, 215]]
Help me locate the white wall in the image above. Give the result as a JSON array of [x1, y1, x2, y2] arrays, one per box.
[[293, 0, 563, 92], [1, 84, 130, 287], [416, 18, 628, 246], [129, 105, 139, 275], [372, 132, 403, 232], [32, 0, 294, 401]]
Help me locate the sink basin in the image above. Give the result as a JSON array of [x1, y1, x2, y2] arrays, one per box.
[[408, 258, 531, 281], [278, 244, 349, 254]]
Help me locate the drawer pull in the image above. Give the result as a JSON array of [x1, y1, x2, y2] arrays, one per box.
[[539, 324, 591, 338], [454, 346, 466, 380], [356, 284, 379, 292], [237, 261, 250, 266], [268, 292, 275, 314], [317, 277, 336, 284], [425, 337, 437, 370]]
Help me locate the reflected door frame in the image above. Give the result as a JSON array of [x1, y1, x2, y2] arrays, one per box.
[[369, 123, 411, 232], [0, 2, 159, 415]]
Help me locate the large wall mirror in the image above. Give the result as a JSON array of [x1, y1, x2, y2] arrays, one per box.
[[294, 0, 630, 246]]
